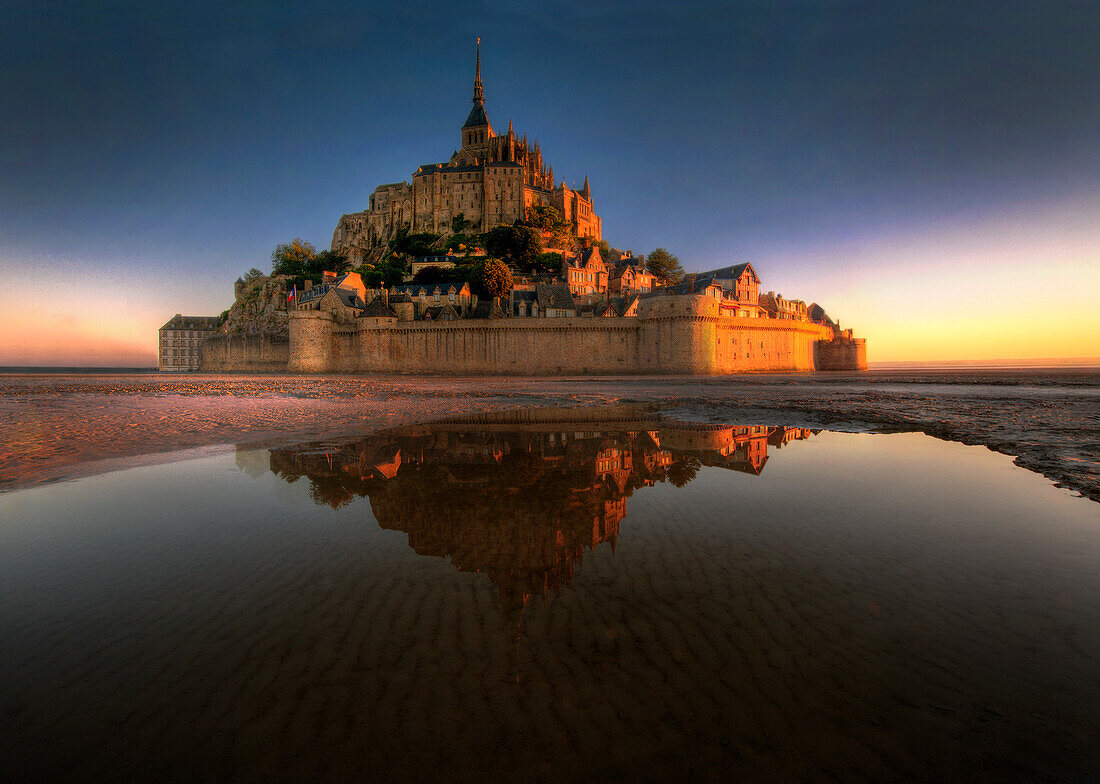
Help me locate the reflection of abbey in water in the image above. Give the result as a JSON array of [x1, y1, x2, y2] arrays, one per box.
[[267, 408, 813, 608]]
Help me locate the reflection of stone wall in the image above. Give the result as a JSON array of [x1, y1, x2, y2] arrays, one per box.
[[288, 295, 845, 374], [266, 415, 815, 606]]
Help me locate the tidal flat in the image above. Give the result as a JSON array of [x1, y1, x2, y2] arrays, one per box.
[[0, 406, 1098, 782], [1, 369, 1097, 499]]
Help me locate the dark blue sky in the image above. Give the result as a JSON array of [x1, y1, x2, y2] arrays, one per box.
[[2, 1, 1098, 362]]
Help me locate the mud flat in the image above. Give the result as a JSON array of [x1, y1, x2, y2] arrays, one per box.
[[0, 369, 1096, 500]]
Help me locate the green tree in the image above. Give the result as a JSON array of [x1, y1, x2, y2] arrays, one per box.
[[451, 213, 471, 234], [356, 257, 407, 288], [535, 251, 563, 273], [390, 230, 442, 258], [244, 267, 264, 280], [525, 204, 565, 231], [595, 239, 610, 258], [646, 247, 685, 284], [413, 265, 452, 285], [511, 225, 543, 267], [484, 225, 543, 268], [484, 226, 518, 261], [310, 249, 351, 277], [474, 259, 513, 299], [271, 237, 317, 276], [667, 456, 701, 488]]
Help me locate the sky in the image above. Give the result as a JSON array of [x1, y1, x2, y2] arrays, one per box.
[[1, 0, 1098, 365]]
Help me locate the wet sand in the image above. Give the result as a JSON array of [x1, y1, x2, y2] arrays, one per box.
[[1, 369, 1097, 500]]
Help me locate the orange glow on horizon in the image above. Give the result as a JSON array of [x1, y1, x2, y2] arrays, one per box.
[[1, 196, 1098, 367]]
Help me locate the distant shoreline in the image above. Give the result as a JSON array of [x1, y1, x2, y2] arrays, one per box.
[[0, 366, 158, 374], [2, 362, 1100, 373], [2, 361, 1099, 375], [870, 358, 1100, 370]]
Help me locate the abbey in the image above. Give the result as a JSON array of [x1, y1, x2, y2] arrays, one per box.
[[331, 43, 600, 265]]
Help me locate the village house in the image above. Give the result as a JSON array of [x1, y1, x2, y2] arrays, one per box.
[[564, 246, 608, 297], [407, 255, 461, 280], [511, 289, 538, 317], [655, 263, 763, 318], [608, 259, 658, 296], [759, 291, 809, 321], [536, 283, 576, 317], [159, 314, 220, 371], [295, 271, 368, 308], [388, 281, 475, 318]]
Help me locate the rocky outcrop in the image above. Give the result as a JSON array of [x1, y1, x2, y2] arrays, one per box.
[[222, 276, 291, 338]]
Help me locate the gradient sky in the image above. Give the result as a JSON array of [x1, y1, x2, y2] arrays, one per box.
[[2, 0, 1098, 365]]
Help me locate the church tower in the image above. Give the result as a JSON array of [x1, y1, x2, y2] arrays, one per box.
[[461, 39, 494, 150]]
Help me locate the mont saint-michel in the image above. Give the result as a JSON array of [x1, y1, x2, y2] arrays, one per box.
[[164, 45, 866, 375]]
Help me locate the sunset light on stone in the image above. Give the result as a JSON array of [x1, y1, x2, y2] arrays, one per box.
[[2, 3, 1098, 781]]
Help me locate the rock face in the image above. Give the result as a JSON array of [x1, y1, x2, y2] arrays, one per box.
[[223, 276, 291, 338]]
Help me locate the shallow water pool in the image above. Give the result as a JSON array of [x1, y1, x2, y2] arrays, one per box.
[[1, 410, 1097, 782]]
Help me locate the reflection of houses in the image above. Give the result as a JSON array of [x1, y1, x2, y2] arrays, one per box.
[[266, 409, 813, 610]]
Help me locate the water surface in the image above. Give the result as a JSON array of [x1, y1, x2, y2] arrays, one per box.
[[1, 408, 1097, 782]]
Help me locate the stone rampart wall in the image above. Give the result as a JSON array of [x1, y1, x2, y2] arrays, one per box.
[[815, 338, 869, 371], [287, 295, 841, 375], [201, 334, 289, 373]]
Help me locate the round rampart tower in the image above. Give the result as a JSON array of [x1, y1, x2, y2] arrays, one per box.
[[637, 295, 722, 374], [288, 310, 335, 372]]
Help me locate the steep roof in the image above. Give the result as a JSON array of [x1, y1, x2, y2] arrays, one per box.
[[424, 304, 460, 320], [659, 276, 719, 296], [358, 295, 396, 318], [609, 295, 638, 316], [463, 102, 490, 129], [580, 246, 603, 267], [470, 300, 506, 319], [329, 288, 366, 309], [536, 283, 575, 311], [160, 314, 220, 331], [696, 263, 757, 283]]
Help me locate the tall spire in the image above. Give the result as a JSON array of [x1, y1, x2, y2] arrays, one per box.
[[462, 37, 490, 131], [473, 37, 483, 104]]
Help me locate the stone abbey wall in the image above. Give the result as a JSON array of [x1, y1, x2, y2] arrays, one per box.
[[201, 334, 289, 373], [284, 295, 845, 375]]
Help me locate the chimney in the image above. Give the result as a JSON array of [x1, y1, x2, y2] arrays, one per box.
[[304, 279, 313, 292], [322, 270, 337, 285]]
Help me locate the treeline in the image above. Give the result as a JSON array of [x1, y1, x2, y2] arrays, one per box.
[[246, 205, 686, 303]]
